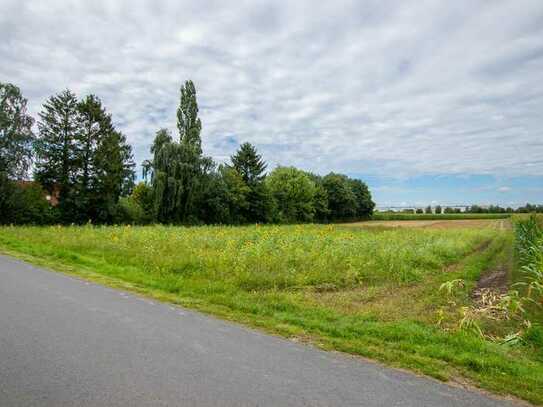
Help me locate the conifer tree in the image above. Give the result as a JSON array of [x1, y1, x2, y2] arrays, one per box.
[[35, 89, 81, 221], [230, 142, 271, 222]]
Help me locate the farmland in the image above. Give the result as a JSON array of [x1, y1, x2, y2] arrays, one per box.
[[0, 219, 542, 404]]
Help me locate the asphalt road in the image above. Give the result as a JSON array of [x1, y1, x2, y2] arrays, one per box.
[[0, 255, 519, 407]]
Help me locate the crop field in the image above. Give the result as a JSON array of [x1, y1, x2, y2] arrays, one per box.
[[371, 212, 511, 221], [343, 218, 510, 230], [0, 220, 542, 404]]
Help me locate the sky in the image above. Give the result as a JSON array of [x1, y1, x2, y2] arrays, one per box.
[[1, 0, 542, 207]]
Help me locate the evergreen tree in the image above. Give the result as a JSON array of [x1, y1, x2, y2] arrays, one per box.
[[34, 89, 81, 221], [93, 128, 135, 222], [78, 95, 135, 222], [231, 142, 267, 185], [230, 142, 270, 222]]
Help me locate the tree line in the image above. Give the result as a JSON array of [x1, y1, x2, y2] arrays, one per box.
[[1, 80, 375, 225], [400, 204, 542, 215]]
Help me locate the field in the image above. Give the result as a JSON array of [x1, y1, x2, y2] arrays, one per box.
[[1, 220, 542, 404], [371, 212, 511, 221]]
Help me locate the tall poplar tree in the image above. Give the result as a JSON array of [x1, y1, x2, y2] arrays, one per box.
[[147, 80, 210, 223]]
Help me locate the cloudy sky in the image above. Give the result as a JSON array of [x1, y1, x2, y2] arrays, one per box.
[[2, 0, 542, 206]]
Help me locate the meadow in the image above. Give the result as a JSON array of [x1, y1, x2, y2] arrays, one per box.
[[1, 220, 542, 404]]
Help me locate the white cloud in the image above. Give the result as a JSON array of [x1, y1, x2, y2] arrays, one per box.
[[1, 0, 542, 178], [497, 186, 512, 192]]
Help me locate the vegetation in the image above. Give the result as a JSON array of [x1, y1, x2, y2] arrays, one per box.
[[1, 79, 374, 226], [1, 221, 542, 403], [372, 213, 511, 221], [513, 215, 543, 317]]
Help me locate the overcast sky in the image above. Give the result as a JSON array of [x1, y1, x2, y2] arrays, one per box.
[[2, 0, 542, 206]]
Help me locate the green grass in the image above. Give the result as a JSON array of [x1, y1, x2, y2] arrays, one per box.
[[372, 213, 511, 221], [0, 223, 541, 404]]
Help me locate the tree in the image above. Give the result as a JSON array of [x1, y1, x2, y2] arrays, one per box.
[[146, 80, 210, 223], [435, 205, 442, 214], [6, 182, 57, 225], [0, 82, 35, 223], [177, 80, 202, 152], [416, 208, 423, 214], [231, 142, 267, 184], [425, 205, 432, 214], [0, 82, 34, 179], [218, 165, 250, 223], [229, 142, 271, 222], [266, 167, 317, 223], [322, 173, 357, 221], [92, 128, 135, 223], [306, 173, 330, 222], [34, 89, 81, 222], [348, 178, 375, 219]]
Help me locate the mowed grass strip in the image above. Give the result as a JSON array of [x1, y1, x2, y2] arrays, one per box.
[[0, 224, 541, 404]]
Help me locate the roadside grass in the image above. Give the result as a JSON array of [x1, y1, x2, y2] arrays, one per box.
[[0, 224, 541, 404]]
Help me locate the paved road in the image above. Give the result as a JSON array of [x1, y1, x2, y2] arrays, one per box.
[[0, 255, 518, 407]]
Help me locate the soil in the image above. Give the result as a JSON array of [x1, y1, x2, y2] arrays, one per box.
[[471, 263, 509, 303]]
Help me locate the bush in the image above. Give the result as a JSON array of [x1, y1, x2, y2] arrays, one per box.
[[266, 167, 317, 223], [0, 176, 58, 225], [115, 197, 149, 225]]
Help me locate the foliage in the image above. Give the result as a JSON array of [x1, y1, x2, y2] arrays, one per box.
[[348, 178, 374, 219], [0, 178, 57, 225], [0, 82, 34, 179], [266, 167, 317, 223], [321, 173, 357, 220], [77, 94, 135, 223], [230, 142, 272, 223], [34, 90, 134, 223], [231, 142, 267, 185], [145, 82, 214, 224], [34, 89, 81, 222], [514, 215, 543, 308]]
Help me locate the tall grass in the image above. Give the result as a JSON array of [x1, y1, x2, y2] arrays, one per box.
[[0, 224, 495, 290]]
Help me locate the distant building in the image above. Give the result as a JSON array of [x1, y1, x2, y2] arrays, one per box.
[[16, 181, 60, 206]]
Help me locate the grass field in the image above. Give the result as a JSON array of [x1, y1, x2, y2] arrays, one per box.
[[371, 212, 512, 221], [1, 221, 542, 404]]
